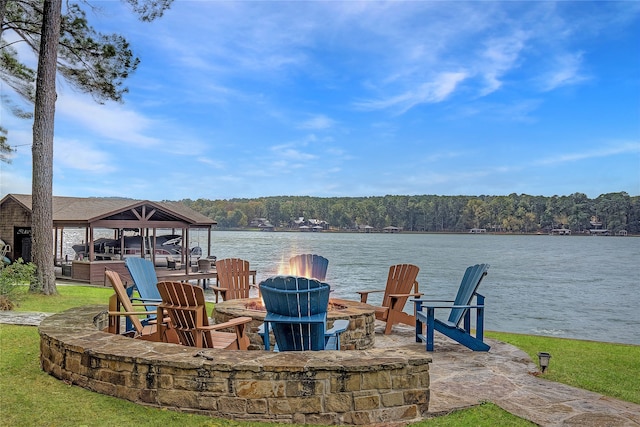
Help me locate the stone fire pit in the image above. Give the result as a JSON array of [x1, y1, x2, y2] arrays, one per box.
[[212, 298, 376, 350], [39, 305, 431, 425]]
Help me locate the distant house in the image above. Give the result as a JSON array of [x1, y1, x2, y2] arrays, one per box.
[[469, 228, 487, 234], [258, 222, 275, 232], [383, 226, 400, 233], [251, 218, 274, 230], [357, 225, 374, 233]]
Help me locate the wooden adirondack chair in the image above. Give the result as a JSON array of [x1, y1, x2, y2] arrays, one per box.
[[156, 281, 252, 349], [210, 258, 255, 303], [357, 263, 421, 335], [105, 269, 159, 340], [414, 263, 490, 351], [289, 254, 329, 281], [259, 276, 348, 351], [124, 257, 162, 318]]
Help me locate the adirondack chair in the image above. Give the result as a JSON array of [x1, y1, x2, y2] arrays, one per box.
[[414, 263, 490, 352], [105, 269, 159, 340], [356, 263, 421, 335], [289, 254, 329, 281], [210, 258, 256, 303], [124, 257, 162, 318], [156, 281, 252, 350], [259, 276, 348, 351]]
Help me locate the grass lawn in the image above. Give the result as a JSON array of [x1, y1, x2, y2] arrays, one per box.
[[1, 284, 637, 426]]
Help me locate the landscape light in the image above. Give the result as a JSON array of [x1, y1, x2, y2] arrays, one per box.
[[537, 352, 552, 373]]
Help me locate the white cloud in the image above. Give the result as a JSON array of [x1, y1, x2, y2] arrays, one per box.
[[478, 31, 529, 95], [539, 52, 589, 91], [197, 157, 225, 169], [537, 141, 640, 166], [298, 115, 335, 130], [355, 71, 468, 114], [0, 169, 32, 197], [270, 144, 317, 162], [56, 95, 160, 147], [54, 138, 115, 173]]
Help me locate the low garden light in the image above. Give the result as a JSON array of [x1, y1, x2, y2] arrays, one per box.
[[537, 352, 552, 373]]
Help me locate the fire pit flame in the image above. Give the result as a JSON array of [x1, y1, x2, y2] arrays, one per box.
[[242, 299, 348, 312]]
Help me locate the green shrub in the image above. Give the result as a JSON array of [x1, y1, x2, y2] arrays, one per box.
[[0, 258, 36, 310]]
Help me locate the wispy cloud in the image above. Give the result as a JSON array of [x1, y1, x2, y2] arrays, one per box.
[[298, 115, 335, 130], [355, 72, 468, 114], [54, 138, 115, 173], [538, 52, 589, 91], [478, 31, 529, 95], [537, 141, 640, 166], [57, 95, 160, 147]]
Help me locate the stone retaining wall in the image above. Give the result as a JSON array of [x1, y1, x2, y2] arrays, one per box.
[[39, 306, 431, 425]]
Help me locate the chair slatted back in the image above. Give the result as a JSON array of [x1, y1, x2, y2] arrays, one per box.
[[448, 263, 490, 326], [381, 264, 420, 310], [260, 276, 330, 351], [157, 281, 212, 348], [289, 254, 329, 281], [105, 269, 146, 335], [215, 258, 252, 299], [125, 257, 161, 314]]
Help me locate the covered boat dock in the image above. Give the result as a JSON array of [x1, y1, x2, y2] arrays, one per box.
[[0, 194, 216, 285]]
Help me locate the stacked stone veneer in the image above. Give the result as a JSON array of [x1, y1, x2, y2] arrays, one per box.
[[39, 305, 431, 425]]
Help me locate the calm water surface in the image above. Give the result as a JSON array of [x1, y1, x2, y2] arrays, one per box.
[[200, 231, 640, 345], [62, 230, 639, 345]]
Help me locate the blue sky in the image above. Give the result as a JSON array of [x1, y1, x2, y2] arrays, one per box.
[[1, 1, 639, 201]]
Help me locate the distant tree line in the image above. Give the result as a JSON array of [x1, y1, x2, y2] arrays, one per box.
[[179, 192, 639, 234]]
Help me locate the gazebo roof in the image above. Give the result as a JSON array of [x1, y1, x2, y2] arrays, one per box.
[[2, 194, 215, 228]]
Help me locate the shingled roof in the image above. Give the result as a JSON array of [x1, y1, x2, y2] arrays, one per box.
[[2, 194, 215, 226]]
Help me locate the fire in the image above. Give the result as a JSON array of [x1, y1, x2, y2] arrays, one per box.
[[244, 299, 265, 311]]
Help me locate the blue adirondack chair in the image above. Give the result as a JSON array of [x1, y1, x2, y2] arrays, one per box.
[[259, 276, 348, 351], [288, 254, 329, 281], [414, 263, 490, 352], [124, 257, 162, 319]]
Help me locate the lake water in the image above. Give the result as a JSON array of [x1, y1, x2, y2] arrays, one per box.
[[62, 230, 640, 345], [200, 231, 640, 346]]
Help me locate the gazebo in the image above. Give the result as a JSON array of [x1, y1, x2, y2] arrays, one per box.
[[0, 194, 216, 284]]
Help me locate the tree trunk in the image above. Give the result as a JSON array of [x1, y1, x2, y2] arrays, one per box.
[[31, 0, 61, 295]]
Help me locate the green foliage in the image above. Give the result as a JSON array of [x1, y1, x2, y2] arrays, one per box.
[[0, 259, 36, 310], [1, 0, 174, 113], [412, 402, 537, 426], [180, 192, 640, 234], [0, 125, 15, 163]]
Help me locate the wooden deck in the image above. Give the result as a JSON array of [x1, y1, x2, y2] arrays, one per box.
[[62, 260, 256, 288], [156, 268, 257, 289]]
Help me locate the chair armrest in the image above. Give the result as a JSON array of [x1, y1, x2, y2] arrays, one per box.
[[209, 286, 228, 303], [356, 289, 384, 303], [130, 302, 160, 308], [131, 297, 162, 303], [326, 319, 349, 336], [416, 303, 484, 310], [388, 292, 423, 299], [199, 316, 253, 331], [357, 289, 384, 295], [108, 311, 157, 317]]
